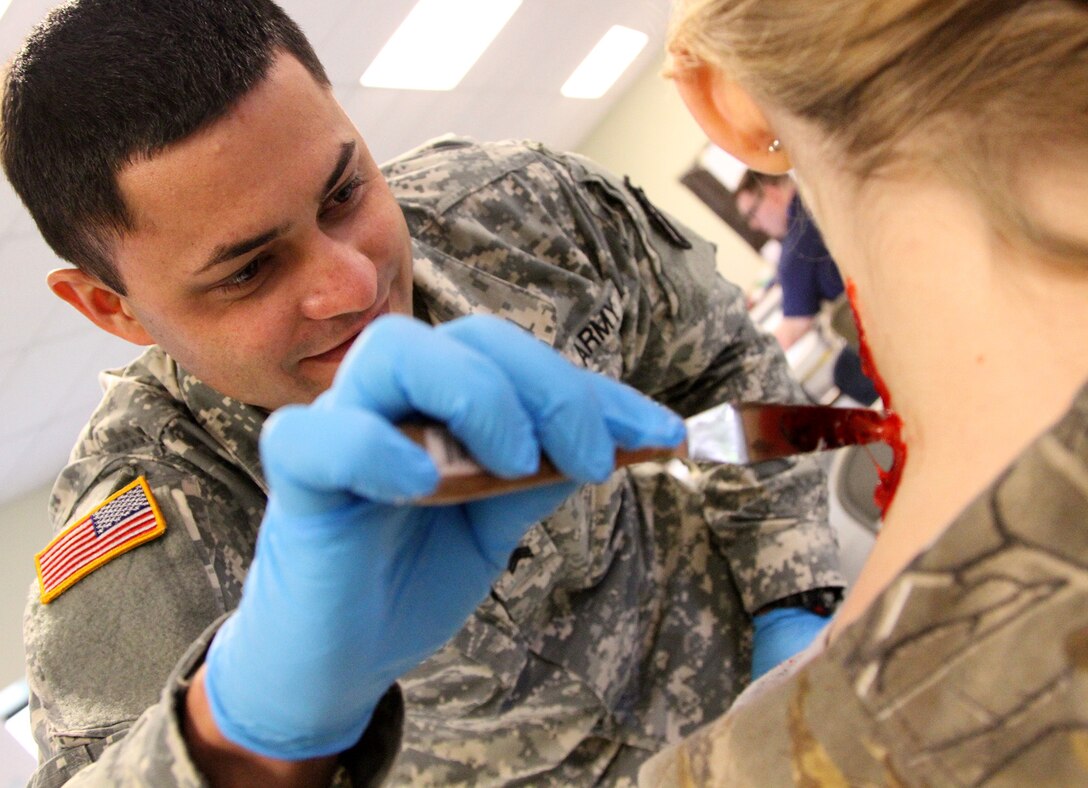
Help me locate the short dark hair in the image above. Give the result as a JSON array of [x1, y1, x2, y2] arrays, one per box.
[[1, 0, 330, 294]]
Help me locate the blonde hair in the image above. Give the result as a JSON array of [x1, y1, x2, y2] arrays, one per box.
[[667, 0, 1088, 265]]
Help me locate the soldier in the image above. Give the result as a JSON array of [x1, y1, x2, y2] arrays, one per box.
[[3, 0, 844, 784], [641, 0, 1088, 784]]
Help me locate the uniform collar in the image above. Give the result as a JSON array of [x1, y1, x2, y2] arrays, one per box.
[[174, 364, 270, 494]]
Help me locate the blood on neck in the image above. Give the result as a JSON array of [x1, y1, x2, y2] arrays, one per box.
[[845, 279, 907, 514]]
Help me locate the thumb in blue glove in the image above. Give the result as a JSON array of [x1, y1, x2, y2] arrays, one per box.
[[751, 607, 830, 681]]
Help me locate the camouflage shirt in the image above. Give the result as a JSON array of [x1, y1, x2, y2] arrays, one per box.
[[640, 381, 1088, 787], [23, 138, 842, 786]]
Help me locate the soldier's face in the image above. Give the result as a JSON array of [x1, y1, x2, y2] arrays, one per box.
[[110, 52, 414, 410]]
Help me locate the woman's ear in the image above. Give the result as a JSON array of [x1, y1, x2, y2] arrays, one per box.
[[673, 63, 791, 174], [47, 268, 155, 345]]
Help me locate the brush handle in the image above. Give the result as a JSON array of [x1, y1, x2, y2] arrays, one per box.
[[401, 402, 892, 504], [400, 421, 687, 505]]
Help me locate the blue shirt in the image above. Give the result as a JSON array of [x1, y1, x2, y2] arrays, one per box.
[[777, 195, 843, 318]]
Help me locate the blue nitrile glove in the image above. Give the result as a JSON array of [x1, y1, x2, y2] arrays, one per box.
[[751, 607, 830, 680], [204, 314, 685, 760]]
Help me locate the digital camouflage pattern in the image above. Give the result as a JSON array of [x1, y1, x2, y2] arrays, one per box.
[[640, 381, 1088, 787], [23, 138, 842, 786]]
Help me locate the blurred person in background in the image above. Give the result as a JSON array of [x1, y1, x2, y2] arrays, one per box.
[[643, 0, 1088, 783], [735, 169, 878, 405]]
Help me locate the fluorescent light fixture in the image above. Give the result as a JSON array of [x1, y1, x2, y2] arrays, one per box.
[[561, 25, 649, 100], [0, 0, 12, 22], [360, 0, 522, 91]]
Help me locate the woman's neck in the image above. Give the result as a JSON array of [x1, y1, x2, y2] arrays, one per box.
[[827, 177, 1088, 635]]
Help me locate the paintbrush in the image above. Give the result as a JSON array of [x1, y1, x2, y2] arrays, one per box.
[[401, 402, 892, 505]]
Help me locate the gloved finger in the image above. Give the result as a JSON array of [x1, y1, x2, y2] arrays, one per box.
[[751, 607, 830, 680], [364, 483, 580, 657], [463, 481, 579, 569], [324, 315, 540, 479], [586, 373, 687, 450], [261, 404, 439, 515], [354, 506, 499, 637], [440, 315, 679, 482], [438, 315, 610, 481]]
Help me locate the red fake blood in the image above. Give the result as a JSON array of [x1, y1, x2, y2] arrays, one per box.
[[739, 403, 892, 463], [845, 279, 906, 514]]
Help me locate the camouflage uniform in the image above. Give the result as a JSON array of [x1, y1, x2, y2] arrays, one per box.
[[640, 381, 1088, 787], [23, 138, 842, 786]]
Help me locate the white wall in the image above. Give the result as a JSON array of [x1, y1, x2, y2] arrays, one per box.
[[574, 56, 768, 291], [0, 482, 52, 685]]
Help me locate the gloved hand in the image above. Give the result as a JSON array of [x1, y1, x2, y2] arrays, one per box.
[[751, 607, 830, 680], [204, 314, 686, 759]]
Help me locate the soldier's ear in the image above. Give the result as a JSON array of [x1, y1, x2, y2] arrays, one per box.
[[672, 62, 791, 174], [47, 268, 155, 346]]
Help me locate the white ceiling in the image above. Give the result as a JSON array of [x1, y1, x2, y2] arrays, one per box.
[[0, 0, 673, 507]]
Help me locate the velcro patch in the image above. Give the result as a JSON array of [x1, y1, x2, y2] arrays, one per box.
[[36, 477, 166, 604]]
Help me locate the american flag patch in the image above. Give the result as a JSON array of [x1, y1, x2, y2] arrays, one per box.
[[36, 477, 166, 604]]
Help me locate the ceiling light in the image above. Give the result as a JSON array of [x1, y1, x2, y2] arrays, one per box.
[[360, 0, 522, 91], [561, 25, 649, 100]]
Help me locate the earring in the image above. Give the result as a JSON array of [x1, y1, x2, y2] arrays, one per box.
[[767, 138, 782, 153]]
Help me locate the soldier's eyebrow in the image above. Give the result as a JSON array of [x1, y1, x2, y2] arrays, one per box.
[[197, 226, 288, 275], [194, 141, 357, 276], [323, 141, 356, 195]]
